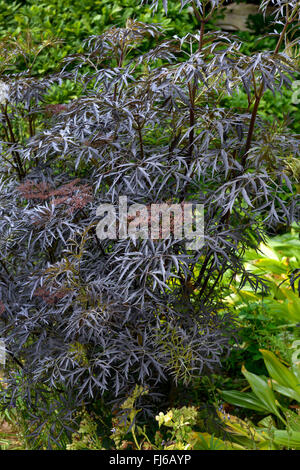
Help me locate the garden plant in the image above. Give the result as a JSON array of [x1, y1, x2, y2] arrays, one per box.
[[0, 0, 299, 449]]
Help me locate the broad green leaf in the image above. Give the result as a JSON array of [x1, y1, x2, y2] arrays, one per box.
[[189, 432, 242, 450], [220, 390, 270, 413], [237, 291, 261, 302], [260, 349, 300, 401], [272, 383, 300, 402], [281, 288, 300, 303], [251, 259, 287, 274], [242, 366, 285, 423], [273, 430, 300, 449], [287, 300, 300, 322], [257, 243, 279, 261], [285, 410, 300, 432], [257, 415, 275, 428]]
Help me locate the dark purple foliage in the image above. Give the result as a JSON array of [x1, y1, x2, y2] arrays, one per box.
[[0, 0, 299, 447]]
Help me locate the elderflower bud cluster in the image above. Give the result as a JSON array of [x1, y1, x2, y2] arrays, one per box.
[[0, 80, 9, 104]]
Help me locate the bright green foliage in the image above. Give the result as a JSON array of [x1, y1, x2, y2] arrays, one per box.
[[220, 349, 300, 449], [227, 227, 300, 325], [66, 410, 104, 450], [0, 0, 201, 74], [221, 349, 300, 420], [221, 84, 300, 134], [223, 228, 300, 375]]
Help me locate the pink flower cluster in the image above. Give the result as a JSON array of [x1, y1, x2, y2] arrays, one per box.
[[34, 286, 68, 305], [18, 179, 93, 214], [0, 301, 5, 316]]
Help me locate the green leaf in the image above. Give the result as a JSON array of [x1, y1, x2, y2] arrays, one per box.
[[260, 349, 300, 402], [220, 390, 270, 413], [285, 410, 300, 432], [272, 383, 300, 402], [273, 430, 300, 449], [251, 258, 287, 274], [242, 366, 285, 423]]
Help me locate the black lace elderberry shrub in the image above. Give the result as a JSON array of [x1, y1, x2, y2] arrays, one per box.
[[0, 0, 299, 447]]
